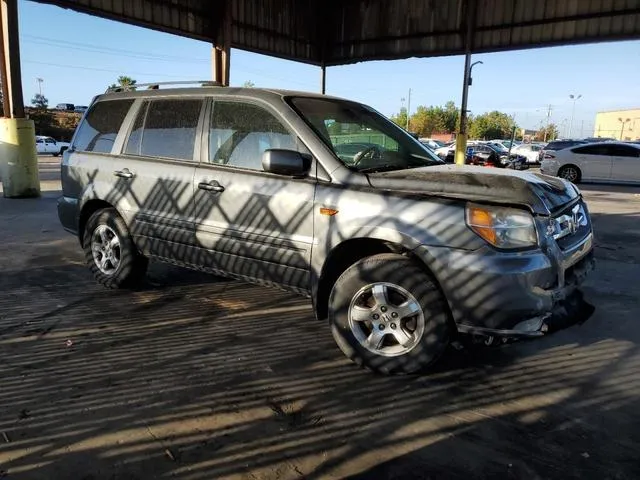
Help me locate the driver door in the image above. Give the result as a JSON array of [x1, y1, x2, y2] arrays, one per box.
[[192, 99, 316, 292]]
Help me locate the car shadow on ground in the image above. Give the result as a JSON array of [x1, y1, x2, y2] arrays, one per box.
[[1, 177, 639, 479]]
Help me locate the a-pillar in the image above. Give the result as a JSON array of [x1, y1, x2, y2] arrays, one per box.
[[0, 0, 39, 198]]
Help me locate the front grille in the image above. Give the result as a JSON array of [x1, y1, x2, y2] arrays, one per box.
[[552, 201, 591, 250]]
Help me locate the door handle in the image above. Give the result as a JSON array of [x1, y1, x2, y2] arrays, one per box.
[[114, 168, 134, 179], [198, 181, 225, 193]]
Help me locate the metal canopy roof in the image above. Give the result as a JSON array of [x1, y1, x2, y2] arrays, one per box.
[[32, 0, 640, 66]]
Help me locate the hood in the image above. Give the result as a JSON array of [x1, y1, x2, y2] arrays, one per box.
[[367, 164, 579, 215]]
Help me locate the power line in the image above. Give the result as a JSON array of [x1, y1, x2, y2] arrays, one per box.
[[23, 34, 207, 63], [23, 60, 187, 78]]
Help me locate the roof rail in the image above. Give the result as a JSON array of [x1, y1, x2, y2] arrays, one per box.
[[105, 80, 224, 93]]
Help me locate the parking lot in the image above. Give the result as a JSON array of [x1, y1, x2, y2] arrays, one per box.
[[1, 157, 639, 479]]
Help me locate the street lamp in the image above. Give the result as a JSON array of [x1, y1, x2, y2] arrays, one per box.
[[568, 94, 582, 138], [455, 59, 483, 165], [618, 117, 631, 140], [36, 77, 43, 96]]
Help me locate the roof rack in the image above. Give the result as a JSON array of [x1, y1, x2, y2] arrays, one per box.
[[105, 80, 224, 93]]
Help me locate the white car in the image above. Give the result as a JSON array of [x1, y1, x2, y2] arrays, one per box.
[[541, 142, 640, 183], [36, 136, 70, 156], [511, 143, 544, 164]]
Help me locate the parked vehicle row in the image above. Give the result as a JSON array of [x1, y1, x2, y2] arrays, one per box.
[[57, 83, 595, 374]]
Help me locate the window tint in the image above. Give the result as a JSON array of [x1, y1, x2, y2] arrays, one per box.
[[209, 102, 296, 170], [134, 99, 203, 160], [572, 145, 612, 156], [609, 144, 640, 158], [73, 99, 134, 153]]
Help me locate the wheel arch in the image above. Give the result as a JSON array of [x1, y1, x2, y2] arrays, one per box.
[[78, 199, 118, 242], [313, 238, 454, 330]]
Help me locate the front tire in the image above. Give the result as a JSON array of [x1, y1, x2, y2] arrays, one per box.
[[329, 253, 450, 374], [82, 208, 148, 289]]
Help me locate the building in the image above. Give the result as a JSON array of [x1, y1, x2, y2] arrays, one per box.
[[593, 109, 640, 141]]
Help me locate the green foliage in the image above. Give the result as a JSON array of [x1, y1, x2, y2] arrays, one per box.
[[31, 93, 48, 110], [390, 108, 408, 129], [242, 80, 255, 88], [468, 111, 517, 140], [109, 76, 137, 91], [390, 102, 460, 136], [534, 123, 559, 142]]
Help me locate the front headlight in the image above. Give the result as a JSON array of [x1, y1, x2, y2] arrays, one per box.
[[466, 203, 538, 249]]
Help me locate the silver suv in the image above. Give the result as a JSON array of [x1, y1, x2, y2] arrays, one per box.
[[58, 83, 595, 374]]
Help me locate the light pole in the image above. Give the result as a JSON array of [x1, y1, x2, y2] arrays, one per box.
[[455, 59, 483, 164], [36, 77, 43, 96], [568, 94, 581, 138], [618, 117, 631, 140]]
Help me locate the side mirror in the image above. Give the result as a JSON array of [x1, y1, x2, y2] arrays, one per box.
[[262, 149, 311, 177]]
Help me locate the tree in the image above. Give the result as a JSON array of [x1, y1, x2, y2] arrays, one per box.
[[109, 75, 137, 90], [534, 124, 559, 142], [242, 80, 255, 88], [31, 93, 48, 110], [469, 111, 517, 139], [441, 101, 459, 133], [390, 107, 408, 130]]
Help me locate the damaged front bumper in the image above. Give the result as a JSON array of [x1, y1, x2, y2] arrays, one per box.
[[415, 224, 596, 339]]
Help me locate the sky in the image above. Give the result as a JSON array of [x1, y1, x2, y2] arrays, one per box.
[[18, 0, 640, 137]]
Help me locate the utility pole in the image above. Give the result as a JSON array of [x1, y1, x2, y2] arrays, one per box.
[[406, 88, 411, 131], [568, 94, 582, 138], [580, 120, 584, 138], [543, 104, 552, 142], [36, 77, 43, 96]]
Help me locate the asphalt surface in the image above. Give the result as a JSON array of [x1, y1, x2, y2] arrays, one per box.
[[1, 157, 639, 479]]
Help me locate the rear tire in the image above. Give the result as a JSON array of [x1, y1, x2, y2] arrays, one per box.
[[82, 208, 148, 289], [329, 253, 450, 374], [558, 165, 581, 183]]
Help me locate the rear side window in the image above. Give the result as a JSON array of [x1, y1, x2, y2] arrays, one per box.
[[209, 101, 296, 170], [572, 145, 611, 156], [73, 99, 134, 153], [125, 98, 203, 161]]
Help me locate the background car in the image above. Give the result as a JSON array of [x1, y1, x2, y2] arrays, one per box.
[[56, 103, 75, 111], [466, 142, 527, 170], [512, 143, 544, 164], [434, 142, 456, 163], [419, 138, 445, 149], [35, 136, 70, 156], [539, 139, 587, 162], [74, 105, 88, 113], [540, 142, 640, 183]]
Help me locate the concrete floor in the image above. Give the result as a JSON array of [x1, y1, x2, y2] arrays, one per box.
[[1, 158, 640, 479]]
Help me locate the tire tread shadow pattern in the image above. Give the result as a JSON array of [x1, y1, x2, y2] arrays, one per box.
[[329, 253, 450, 375], [83, 207, 148, 289]]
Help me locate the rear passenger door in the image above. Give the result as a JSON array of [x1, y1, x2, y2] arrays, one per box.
[[118, 97, 205, 260], [609, 144, 640, 183], [569, 144, 612, 180], [192, 99, 316, 292]]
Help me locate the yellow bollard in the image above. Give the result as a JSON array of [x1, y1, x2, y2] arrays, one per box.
[[454, 133, 468, 165], [0, 118, 40, 198]]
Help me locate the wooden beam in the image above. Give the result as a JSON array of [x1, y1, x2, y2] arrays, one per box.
[[211, 0, 231, 86], [1, 0, 24, 118]]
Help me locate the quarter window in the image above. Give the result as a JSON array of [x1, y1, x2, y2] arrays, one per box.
[[73, 99, 134, 153], [125, 99, 203, 161], [209, 102, 297, 170]]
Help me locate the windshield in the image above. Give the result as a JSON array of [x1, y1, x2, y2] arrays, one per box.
[[288, 97, 443, 173], [489, 142, 509, 153]]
